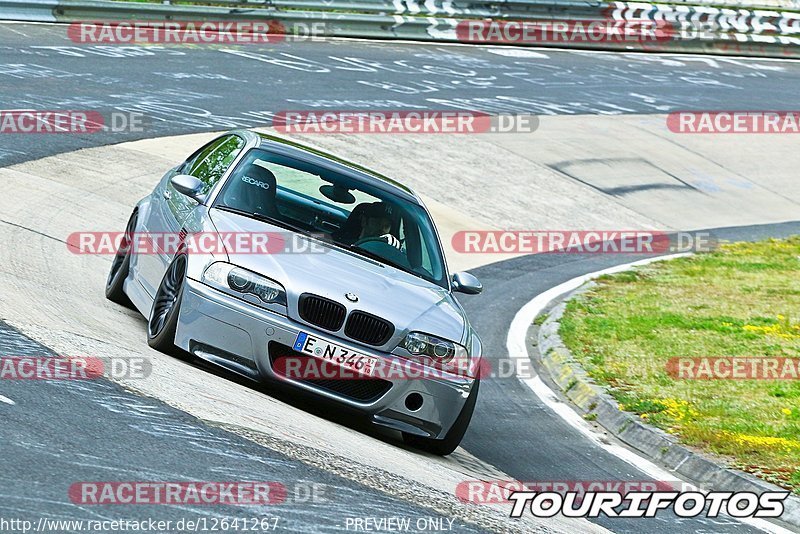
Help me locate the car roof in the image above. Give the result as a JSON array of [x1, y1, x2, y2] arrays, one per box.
[[233, 130, 422, 205]]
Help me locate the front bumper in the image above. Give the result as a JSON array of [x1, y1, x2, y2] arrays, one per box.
[[176, 278, 475, 439]]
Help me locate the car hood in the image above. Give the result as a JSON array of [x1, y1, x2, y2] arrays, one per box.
[[209, 208, 466, 348]]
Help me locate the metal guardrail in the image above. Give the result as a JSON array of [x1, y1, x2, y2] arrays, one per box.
[[1, 0, 799, 58], [0, 0, 58, 21], [116, 0, 800, 12]]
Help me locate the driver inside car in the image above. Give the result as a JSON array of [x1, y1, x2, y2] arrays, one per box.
[[355, 202, 401, 249]]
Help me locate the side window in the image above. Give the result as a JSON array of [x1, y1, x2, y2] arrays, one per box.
[[183, 135, 245, 194]]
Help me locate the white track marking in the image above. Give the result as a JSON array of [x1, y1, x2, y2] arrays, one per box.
[[507, 254, 794, 534], [0, 393, 15, 405], [3, 21, 800, 64], [486, 48, 550, 58], [1, 25, 29, 38]]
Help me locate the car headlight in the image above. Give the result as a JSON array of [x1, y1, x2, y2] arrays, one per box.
[[402, 332, 468, 365], [202, 262, 286, 307]]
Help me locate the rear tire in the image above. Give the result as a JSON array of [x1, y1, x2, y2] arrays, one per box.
[[105, 212, 136, 306], [147, 253, 187, 356], [402, 379, 479, 456]]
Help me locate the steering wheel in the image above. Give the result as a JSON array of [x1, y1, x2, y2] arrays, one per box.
[[353, 235, 401, 249]]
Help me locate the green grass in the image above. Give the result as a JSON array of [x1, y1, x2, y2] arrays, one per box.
[[560, 237, 800, 493]]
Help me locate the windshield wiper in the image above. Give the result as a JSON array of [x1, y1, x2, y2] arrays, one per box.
[[349, 243, 409, 273], [214, 205, 309, 235]]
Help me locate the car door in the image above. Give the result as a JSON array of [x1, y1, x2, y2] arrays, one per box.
[[139, 134, 245, 294]]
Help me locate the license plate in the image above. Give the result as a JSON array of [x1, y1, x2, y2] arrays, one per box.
[[293, 332, 378, 376]]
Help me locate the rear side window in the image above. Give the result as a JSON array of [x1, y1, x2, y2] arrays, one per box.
[[183, 135, 245, 194]]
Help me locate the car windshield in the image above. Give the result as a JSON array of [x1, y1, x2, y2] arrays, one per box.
[[213, 148, 448, 288]]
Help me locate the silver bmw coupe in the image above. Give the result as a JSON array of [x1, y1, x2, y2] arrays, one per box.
[[106, 130, 483, 455]]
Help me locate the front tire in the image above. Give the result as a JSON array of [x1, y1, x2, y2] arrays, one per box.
[[105, 211, 136, 306], [147, 253, 188, 356], [402, 379, 479, 456]]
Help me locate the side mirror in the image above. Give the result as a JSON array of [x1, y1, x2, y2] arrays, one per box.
[[452, 271, 482, 295], [170, 174, 205, 202]]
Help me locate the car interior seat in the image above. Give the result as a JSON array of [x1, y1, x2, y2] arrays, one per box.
[[225, 163, 278, 217]]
